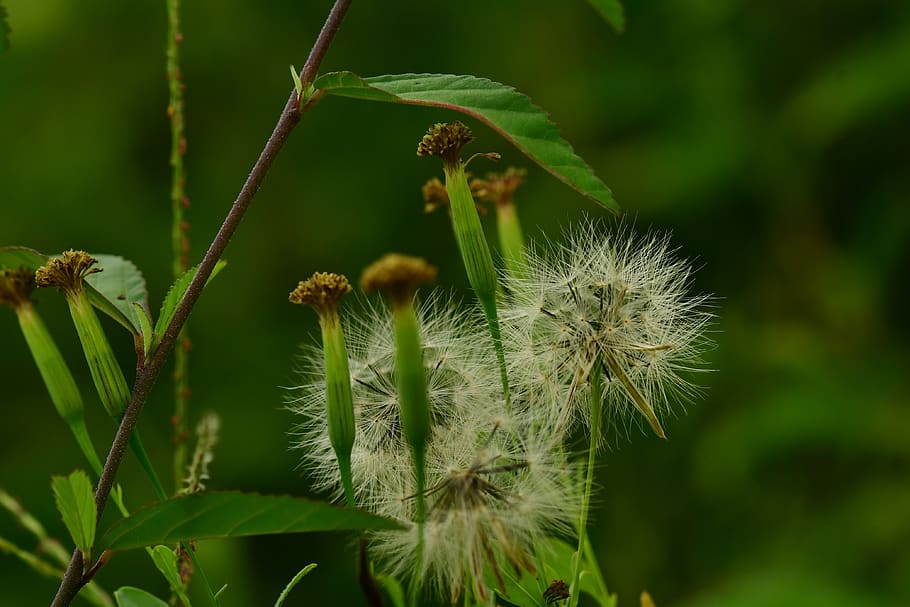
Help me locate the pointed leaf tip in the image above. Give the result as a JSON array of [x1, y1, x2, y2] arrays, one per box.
[[314, 72, 619, 214]]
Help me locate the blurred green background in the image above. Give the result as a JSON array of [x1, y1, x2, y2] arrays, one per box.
[[2, 0, 909, 605]]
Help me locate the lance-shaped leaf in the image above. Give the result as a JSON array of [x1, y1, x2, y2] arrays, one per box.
[[314, 72, 618, 214], [153, 259, 227, 350], [98, 491, 403, 552], [150, 545, 192, 607], [51, 470, 97, 562]]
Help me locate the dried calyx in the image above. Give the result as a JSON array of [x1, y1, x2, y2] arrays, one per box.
[[472, 167, 527, 208], [289, 272, 352, 318], [0, 267, 36, 309], [35, 250, 101, 295], [360, 254, 437, 307]]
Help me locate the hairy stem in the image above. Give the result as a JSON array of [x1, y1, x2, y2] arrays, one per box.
[[50, 2, 353, 604], [166, 0, 193, 495]]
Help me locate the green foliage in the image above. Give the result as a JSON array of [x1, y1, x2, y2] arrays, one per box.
[[113, 587, 169, 607], [84, 255, 150, 339], [150, 546, 192, 607], [314, 72, 619, 213], [273, 563, 317, 607], [153, 260, 226, 352], [0, 246, 45, 272], [51, 470, 97, 562], [586, 0, 625, 33], [98, 492, 403, 552]]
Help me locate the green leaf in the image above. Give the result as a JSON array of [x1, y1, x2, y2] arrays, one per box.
[[274, 563, 317, 607], [153, 260, 226, 350], [1, 3, 10, 54], [84, 255, 150, 337], [0, 246, 47, 271], [314, 72, 618, 214], [98, 491, 403, 552], [114, 587, 169, 607], [586, 0, 626, 33], [51, 470, 97, 561], [132, 303, 154, 359], [375, 574, 406, 607], [290, 65, 303, 97], [150, 545, 192, 607]]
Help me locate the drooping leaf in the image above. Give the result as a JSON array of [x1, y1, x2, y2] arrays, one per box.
[[99, 491, 403, 552], [0, 246, 47, 271], [153, 259, 227, 350], [586, 0, 626, 33], [150, 545, 192, 607], [1, 3, 10, 54], [51, 470, 97, 561], [274, 563, 317, 607], [84, 255, 150, 337], [114, 587, 169, 607], [314, 72, 618, 214]]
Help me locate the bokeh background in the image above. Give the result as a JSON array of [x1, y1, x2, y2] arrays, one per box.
[[2, 0, 909, 605]]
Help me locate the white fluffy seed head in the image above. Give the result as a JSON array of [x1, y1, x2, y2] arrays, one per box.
[[500, 219, 714, 443], [370, 417, 580, 604], [287, 293, 503, 508]]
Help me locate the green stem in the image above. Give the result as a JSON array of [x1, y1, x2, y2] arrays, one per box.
[[570, 364, 603, 607], [166, 0, 193, 495], [480, 297, 512, 411]]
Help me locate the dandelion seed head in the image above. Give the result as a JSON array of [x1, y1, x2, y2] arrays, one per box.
[[287, 293, 502, 508], [501, 219, 714, 442]]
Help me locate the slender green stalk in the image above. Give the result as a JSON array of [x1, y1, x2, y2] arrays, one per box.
[[570, 363, 603, 607], [15, 304, 103, 476], [166, 0, 193, 495], [290, 273, 357, 507], [417, 123, 512, 408], [52, 2, 354, 602], [360, 254, 436, 607]]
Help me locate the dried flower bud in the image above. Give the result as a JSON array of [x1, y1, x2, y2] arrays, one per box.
[[0, 268, 35, 309], [360, 254, 437, 308], [416, 121, 474, 167], [35, 250, 100, 296], [289, 272, 352, 319]]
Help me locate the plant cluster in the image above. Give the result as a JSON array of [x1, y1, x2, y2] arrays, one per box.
[[0, 1, 712, 606]]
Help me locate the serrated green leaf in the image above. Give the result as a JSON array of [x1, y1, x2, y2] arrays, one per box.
[[98, 491, 403, 552], [114, 587, 169, 607], [587, 0, 626, 33], [84, 255, 150, 337], [153, 259, 226, 350], [51, 470, 97, 561], [0, 246, 47, 271], [274, 563, 317, 607], [150, 545, 192, 607], [314, 72, 618, 213], [1, 3, 10, 54]]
